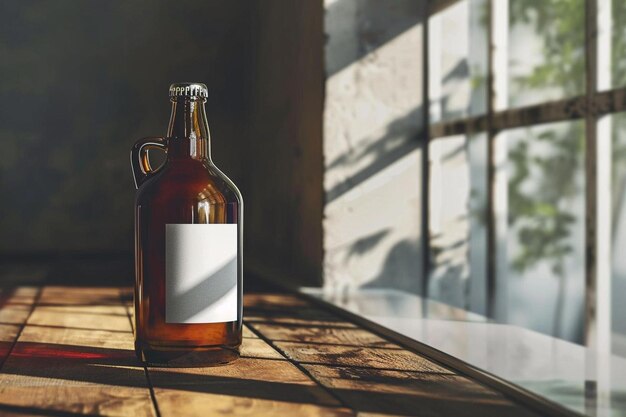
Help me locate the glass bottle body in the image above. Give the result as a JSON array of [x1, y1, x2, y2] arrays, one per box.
[[132, 88, 242, 366]]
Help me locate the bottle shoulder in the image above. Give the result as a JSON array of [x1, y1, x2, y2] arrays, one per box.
[[206, 163, 243, 204], [136, 159, 242, 205]]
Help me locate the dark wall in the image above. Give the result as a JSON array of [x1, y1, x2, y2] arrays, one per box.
[[245, 1, 324, 285], [0, 0, 323, 285], [0, 0, 251, 253]]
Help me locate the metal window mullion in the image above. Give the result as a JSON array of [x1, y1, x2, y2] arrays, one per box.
[[430, 96, 586, 138], [584, 0, 599, 352], [485, 0, 496, 319], [485, 0, 508, 319], [594, 0, 613, 354], [430, 87, 626, 139], [584, 0, 614, 413], [584, 0, 613, 355], [594, 87, 626, 114]]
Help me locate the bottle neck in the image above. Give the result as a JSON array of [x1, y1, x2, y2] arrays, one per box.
[[166, 98, 211, 160]]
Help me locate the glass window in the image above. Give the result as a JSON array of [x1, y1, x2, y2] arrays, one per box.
[[611, 111, 626, 357], [496, 120, 585, 342], [612, 0, 626, 88], [428, 0, 488, 123], [508, 0, 585, 107], [428, 133, 488, 315], [422, 1, 626, 414]]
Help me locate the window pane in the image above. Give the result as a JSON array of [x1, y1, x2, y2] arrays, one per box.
[[429, 133, 488, 315], [612, 0, 626, 88], [428, 0, 488, 123], [508, 0, 585, 107], [497, 121, 585, 342], [611, 112, 626, 357]]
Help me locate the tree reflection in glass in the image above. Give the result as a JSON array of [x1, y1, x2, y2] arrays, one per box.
[[502, 0, 586, 341], [504, 121, 585, 341]]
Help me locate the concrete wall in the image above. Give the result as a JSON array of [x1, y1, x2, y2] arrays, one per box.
[[323, 1, 425, 294]]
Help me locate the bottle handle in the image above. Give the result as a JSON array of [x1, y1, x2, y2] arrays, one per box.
[[131, 137, 167, 189]]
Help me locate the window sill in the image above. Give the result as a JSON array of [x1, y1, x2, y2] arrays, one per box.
[[301, 287, 626, 417]]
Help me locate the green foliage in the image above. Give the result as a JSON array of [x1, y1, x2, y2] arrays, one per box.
[[510, 0, 585, 96], [507, 0, 626, 277], [508, 124, 583, 275], [613, 0, 626, 87], [611, 0, 626, 221], [507, 0, 586, 276]]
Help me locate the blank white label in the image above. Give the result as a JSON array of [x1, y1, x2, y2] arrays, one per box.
[[165, 224, 238, 323]]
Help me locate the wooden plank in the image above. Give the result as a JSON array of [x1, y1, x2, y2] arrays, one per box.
[[0, 287, 38, 365], [247, 292, 541, 417], [242, 324, 258, 339], [0, 286, 156, 417], [0, 303, 34, 326], [0, 287, 39, 306], [152, 389, 351, 417], [239, 338, 283, 360], [148, 334, 352, 417], [0, 287, 38, 325], [121, 287, 352, 415], [245, 293, 357, 327], [0, 324, 22, 365], [244, 293, 310, 309], [250, 323, 397, 348], [246, 313, 357, 328], [303, 364, 540, 417], [28, 305, 130, 333], [37, 286, 123, 307], [272, 341, 451, 373], [0, 286, 544, 417]]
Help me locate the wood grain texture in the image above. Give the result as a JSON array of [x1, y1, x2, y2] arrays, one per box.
[[152, 389, 351, 417], [0, 287, 155, 417], [148, 333, 351, 417], [246, 292, 542, 417], [244, 293, 357, 327], [302, 365, 540, 417], [272, 341, 452, 373], [250, 323, 397, 348], [0, 287, 543, 417], [242, 324, 258, 339], [0, 287, 38, 326], [0, 287, 38, 365]]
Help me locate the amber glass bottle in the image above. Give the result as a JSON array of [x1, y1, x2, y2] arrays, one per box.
[[131, 82, 243, 366]]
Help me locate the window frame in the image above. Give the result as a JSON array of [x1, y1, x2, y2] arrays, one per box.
[[423, 0, 618, 351]]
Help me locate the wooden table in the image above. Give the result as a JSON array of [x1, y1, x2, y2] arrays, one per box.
[[0, 285, 542, 416]]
